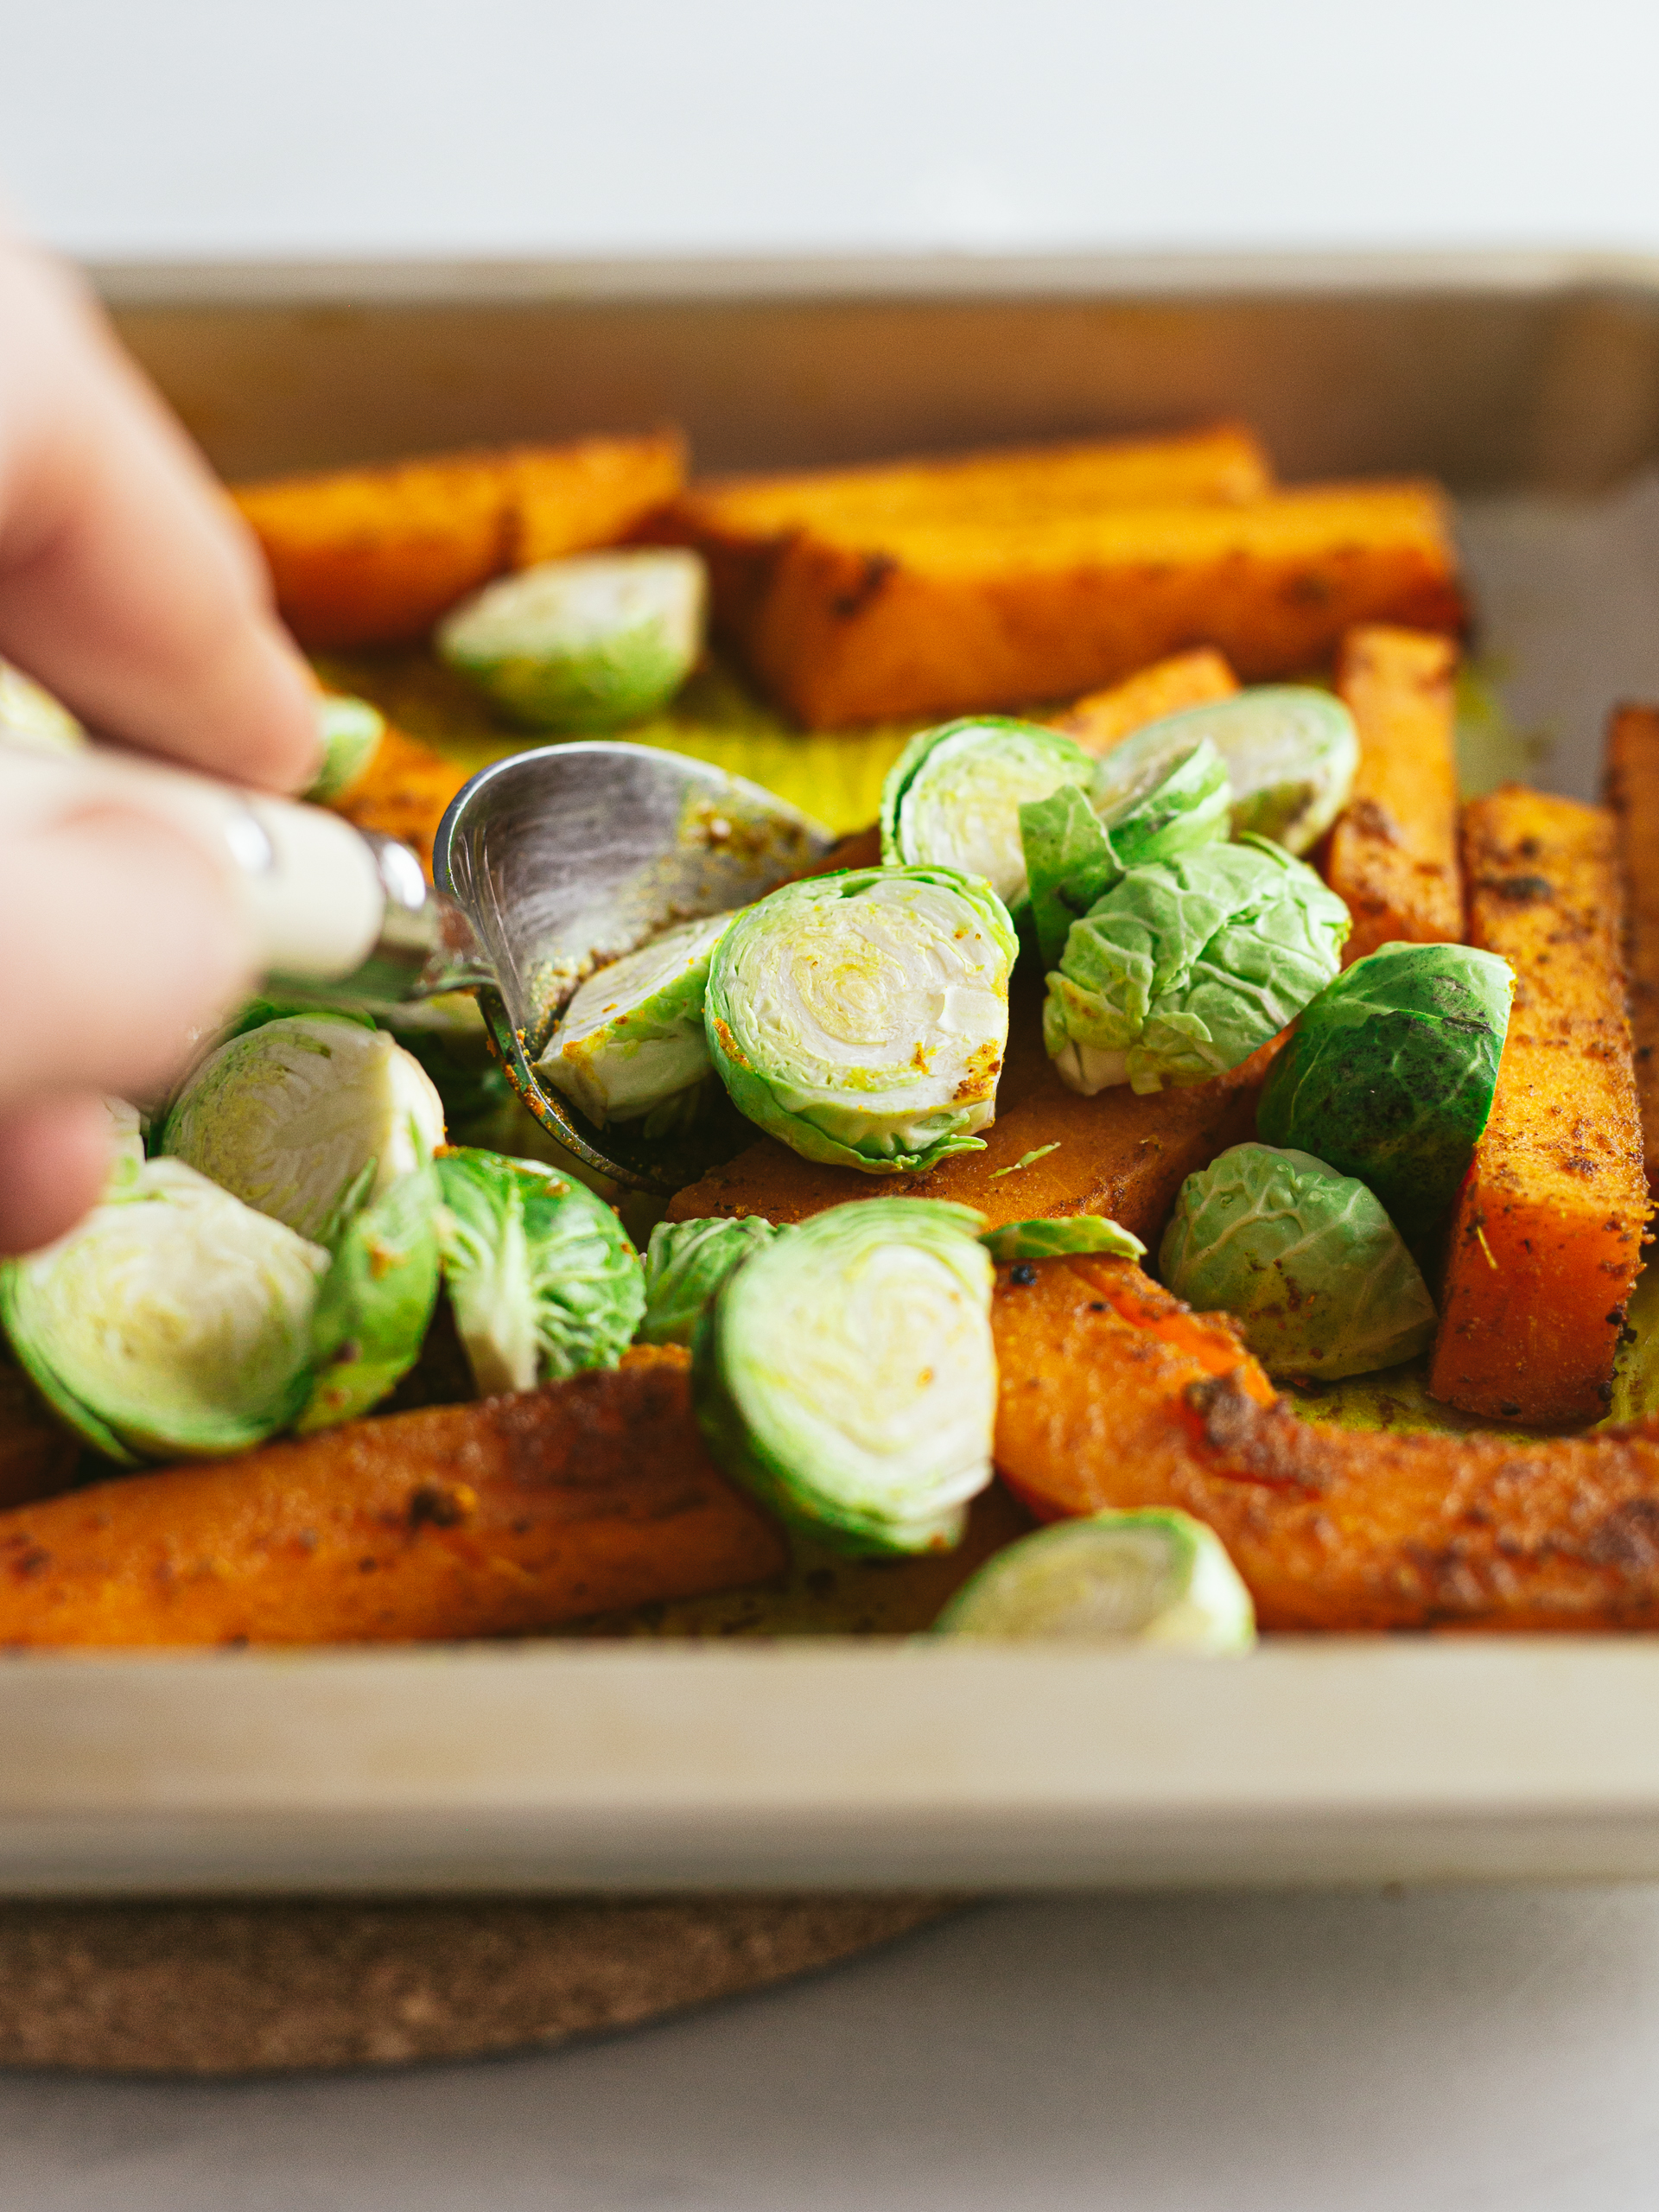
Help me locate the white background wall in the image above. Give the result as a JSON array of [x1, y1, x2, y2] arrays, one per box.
[[6, 0, 1659, 263]]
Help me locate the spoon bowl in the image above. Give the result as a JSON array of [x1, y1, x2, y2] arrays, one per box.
[[434, 742, 833, 1191]]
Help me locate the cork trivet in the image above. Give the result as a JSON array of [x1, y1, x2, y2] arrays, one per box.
[[0, 1893, 961, 2075]]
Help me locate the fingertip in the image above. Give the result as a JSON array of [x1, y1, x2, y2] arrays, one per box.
[[0, 1096, 111, 1257]]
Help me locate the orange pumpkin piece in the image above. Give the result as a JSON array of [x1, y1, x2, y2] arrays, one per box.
[[1049, 646, 1239, 754], [1605, 701, 1659, 1189], [0, 1351, 785, 1649], [1324, 624, 1463, 963], [1427, 787, 1649, 1426], [994, 1254, 1659, 1631], [232, 432, 684, 649], [665, 464, 1465, 728]]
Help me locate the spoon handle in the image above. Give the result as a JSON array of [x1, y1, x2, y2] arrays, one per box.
[[0, 732, 486, 1004]]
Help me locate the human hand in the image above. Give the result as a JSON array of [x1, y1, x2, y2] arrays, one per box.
[[0, 232, 321, 1255]]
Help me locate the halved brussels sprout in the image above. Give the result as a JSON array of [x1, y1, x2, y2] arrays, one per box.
[[1106, 688, 1359, 854], [1020, 737, 1230, 968], [880, 717, 1095, 917], [0, 1159, 328, 1462], [435, 1147, 644, 1395], [306, 693, 385, 804], [161, 1013, 446, 1246], [639, 1215, 784, 1348], [436, 549, 706, 729], [538, 910, 739, 1134], [295, 1161, 442, 1433], [705, 867, 1017, 1174], [1043, 837, 1350, 1096], [981, 1216, 1145, 1264], [693, 1198, 995, 1554], [1256, 941, 1515, 1254], [0, 660, 83, 753], [933, 1508, 1255, 1649], [1089, 728, 1232, 862], [1159, 1141, 1437, 1380]]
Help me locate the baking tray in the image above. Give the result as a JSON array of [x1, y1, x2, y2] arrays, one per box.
[[7, 247, 1659, 1898]]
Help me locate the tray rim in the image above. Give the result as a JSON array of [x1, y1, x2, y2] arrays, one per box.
[[20, 244, 1659, 1896], [85, 243, 1659, 310]]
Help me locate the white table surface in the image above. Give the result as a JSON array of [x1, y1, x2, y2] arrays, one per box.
[[7, 3, 1659, 2203]]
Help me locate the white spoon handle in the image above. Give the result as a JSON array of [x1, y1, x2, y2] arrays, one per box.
[[0, 734, 387, 982]]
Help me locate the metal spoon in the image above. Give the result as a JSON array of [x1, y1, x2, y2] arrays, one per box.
[[0, 729, 830, 1192]]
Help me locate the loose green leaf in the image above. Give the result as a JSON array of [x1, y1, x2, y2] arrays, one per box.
[[980, 1216, 1145, 1263], [436, 550, 706, 729], [294, 1161, 442, 1433], [161, 1013, 446, 1246], [0, 1160, 328, 1461], [1256, 941, 1515, 1254], [1042, 837, 1350, 1096], [435, 1147, 644, 1395], [693, 1198, 995, 1555], [880, 716, 1095, 918], [538, 910, 739, 1129], [704, 866, 1017, 1174], [639, 1215, 785, 1347], [1020, 781, 1122, 969], [932, 1507, 1255, 1649], [1159, 1141, 1437, 1380]]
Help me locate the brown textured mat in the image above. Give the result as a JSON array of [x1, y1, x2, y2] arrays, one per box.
[[0, 1894, 960, 2075]]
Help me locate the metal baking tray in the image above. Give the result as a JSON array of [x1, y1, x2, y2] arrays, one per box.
[[6, 248, 1659, 1898]]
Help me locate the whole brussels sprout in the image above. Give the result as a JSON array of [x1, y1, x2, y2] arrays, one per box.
[[1256, 941, 1514, 1254], [307, 693, 385, 804], [1159, 1141, 1437, 1380], [1042, 837, 1350, 1096]]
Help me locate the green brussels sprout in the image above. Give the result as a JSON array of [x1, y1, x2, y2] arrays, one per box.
[[1109, 688, 1359, 854], [932, 1507, 1255, 1649], [537, 910, 738, 1134], [639, 1215, 785, 1348], [693, 1198, 995, 1554], [1256, 941, 1515, 1254], [305, 693, 385, 804], [0, 659, 83, 753], [705, 866, 1017, 1175], [294, 1161, 442, 1433], [102, 1096, 146, 1188], [880, 717, 1095, 918], [1042, 836, 1350, 1096], [0, 1159, 329, 1463], [160, 1013, 446, 1247], [980, 1216, 1145, 1264], [435, 1147, 644, 1395], [1020, 736, 1230, 968], [435, 550, 706, 729], [1159, 1141, 1437, 1380]]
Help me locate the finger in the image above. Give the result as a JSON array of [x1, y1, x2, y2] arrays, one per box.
[[0, 242, 321, 794], [0, 1094, 111, 1256], [0, 805, 252, 1107]]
